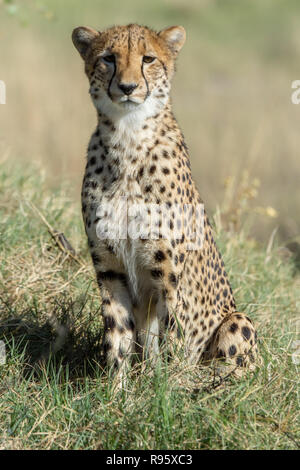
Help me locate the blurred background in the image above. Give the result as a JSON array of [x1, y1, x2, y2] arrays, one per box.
[[0, 0, 299, 243]]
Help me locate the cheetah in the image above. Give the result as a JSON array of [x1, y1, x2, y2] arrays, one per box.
[[72, 23, 258, 382]]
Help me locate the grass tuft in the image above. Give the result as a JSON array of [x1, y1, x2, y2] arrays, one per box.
[[0, 158, 299, 450]]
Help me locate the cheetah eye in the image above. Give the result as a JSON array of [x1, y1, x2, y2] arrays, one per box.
[[102, 54, 115, 64], [143, 56, 156, 64]]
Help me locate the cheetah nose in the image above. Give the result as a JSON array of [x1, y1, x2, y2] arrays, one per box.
[[118, 83, 138, 95]]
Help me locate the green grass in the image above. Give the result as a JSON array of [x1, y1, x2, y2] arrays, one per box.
[[0, 158, 299, 450]]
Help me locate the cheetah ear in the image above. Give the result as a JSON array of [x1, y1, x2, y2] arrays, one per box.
[[158, 26, 186, 55], [72, 26, 100, 59]]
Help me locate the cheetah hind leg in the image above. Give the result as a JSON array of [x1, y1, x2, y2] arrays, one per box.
[[203, 313, 258, 378]]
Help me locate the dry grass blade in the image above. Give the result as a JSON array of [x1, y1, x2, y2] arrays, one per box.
[[27, 201, 86, 267]]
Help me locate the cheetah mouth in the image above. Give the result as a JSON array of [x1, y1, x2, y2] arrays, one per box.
[[117, 94, 146, 106]]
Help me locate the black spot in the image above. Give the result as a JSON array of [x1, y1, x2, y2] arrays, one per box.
[[168, 273, 177, 287], [97, 271, 126, 286], [228, 345, 237, 356], [104, 316, 116, 330], [102, 298, 111, 305], [103, 340, 112, 353], [229, 322, 238, 333], [97, 270, 117, 281], [151, 269, 164, 279], [154, 250, 166, 262], [242, 326, 251, 341], [217, 349, 226, 359], [91, 253, 101, 264], [118, 273, 127, 286], [138, 167, 144, 179], [106, 244, 114, 254], [236, 355, 244, 366]]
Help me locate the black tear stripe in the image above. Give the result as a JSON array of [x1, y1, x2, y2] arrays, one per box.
[[127, 28, 131, 67], [141, 62, 150, 98], [107, 62, 116, 100]]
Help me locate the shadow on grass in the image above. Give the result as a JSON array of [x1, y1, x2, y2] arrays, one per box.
[[0, 294, 105, 381]]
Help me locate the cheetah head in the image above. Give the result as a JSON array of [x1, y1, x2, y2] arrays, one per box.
[[72, 24, 185, 121]]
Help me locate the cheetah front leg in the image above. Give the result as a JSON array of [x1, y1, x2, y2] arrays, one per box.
[[96, 271, 135, 386], [134, 295, 160, 363], [134, 287, 182, 366], [203, 312, 258, 376], [156, 285, 186, 360]]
